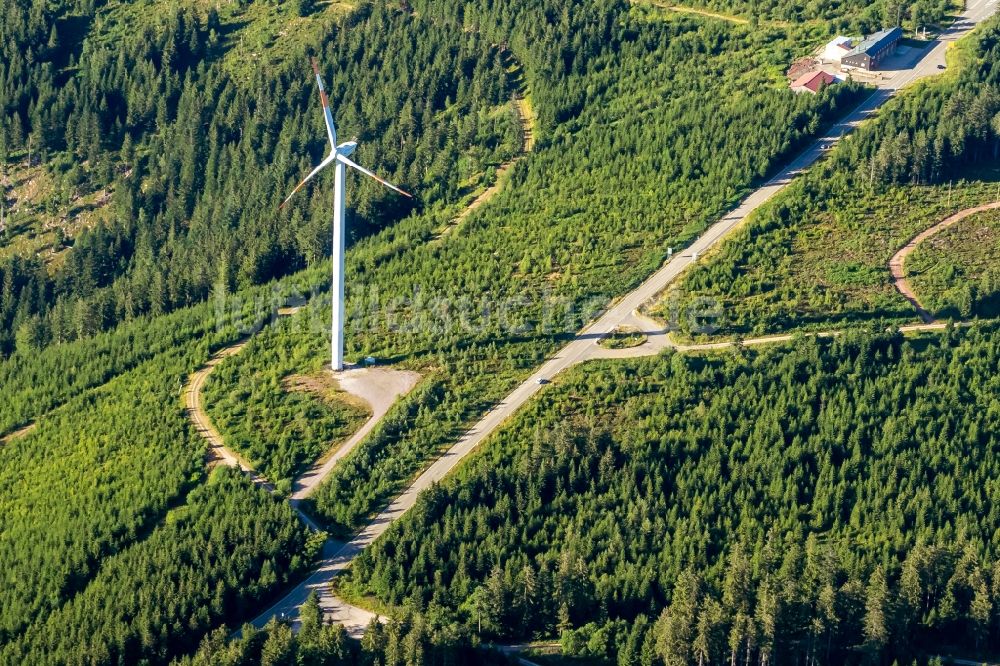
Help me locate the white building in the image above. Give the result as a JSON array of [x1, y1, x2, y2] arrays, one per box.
[[822, 36, 853, 64]]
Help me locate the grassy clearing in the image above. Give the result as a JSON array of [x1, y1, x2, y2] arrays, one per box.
[[661, 171, 1000, 342], [329, 575, 396, 617], [214, 0, 357, 81], [598, 326, 646, 349], [283, 371, 372, 416], [0, 156, 114, 267], [638, 0, 750, 25], [907, 207, 1000, 319], [203, 318, 370, 486], [88, 0, 356, 83], [658, 8, 1000, 342]]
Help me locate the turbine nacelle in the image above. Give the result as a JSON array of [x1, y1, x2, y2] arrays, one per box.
[[336, 141, 357, 158], [282, 60, 413, 372]]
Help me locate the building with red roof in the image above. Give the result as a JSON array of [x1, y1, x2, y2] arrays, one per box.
[[790, 71, 838, 94]]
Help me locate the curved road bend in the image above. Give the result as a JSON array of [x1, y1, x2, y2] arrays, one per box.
[[184, 313, 420, 631], [251, 0, 997, 636], [185, 339, 274, 491], [889, 201, 1000, 322]]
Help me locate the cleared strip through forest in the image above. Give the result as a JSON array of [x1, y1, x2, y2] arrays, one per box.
[[183, 79, 537, 626], [433, 48, 536, 241], [642, 1, 750, 25], [0, 422, 36, 447], [185, 337, 274, 490], [184, 54, 539, 635]]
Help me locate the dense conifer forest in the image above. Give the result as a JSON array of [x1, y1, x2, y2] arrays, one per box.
[[1, 0, 861, 658], [183, 594, 516, 666], [344, 326, 1000, 664], [0, 275, 317, 661], [204, 0, 866, 536], [0, 469, 315, 664], [0, 0, 518, 356]]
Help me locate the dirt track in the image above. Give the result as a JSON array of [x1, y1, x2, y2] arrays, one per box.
[[291, 367, 421, 500], [435, 72, 536, 240], [200, 0, 998, 637], [0, 422, 36, 447], [184, 337, 274, 490], [182, 311, 419, 634], [889, 201, 1000, 323]]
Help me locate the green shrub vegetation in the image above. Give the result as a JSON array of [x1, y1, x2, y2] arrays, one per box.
[[0, 335, 208, 645], [668, 15, 1000, 339], [0, 0, 980, 661], [599, 326, 647, 349], [0, 270, 317, 436], [666, 176, 1000, 339], [663, 0, 956, 28], [907, 208, 1000, 319], [0, 272, 315, 658], [202, 315, 369, 485], [346, 326, 1000, 664]]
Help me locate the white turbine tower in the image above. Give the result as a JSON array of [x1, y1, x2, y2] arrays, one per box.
[[280, 58, 412, 372]]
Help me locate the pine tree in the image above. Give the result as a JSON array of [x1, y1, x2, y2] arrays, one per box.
[[655, 571, 700, 666], [863, 566, 890, 662], [299, 591, 322, 645]]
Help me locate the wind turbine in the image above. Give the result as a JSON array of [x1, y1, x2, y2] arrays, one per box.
[[280, 58, 412, 372]]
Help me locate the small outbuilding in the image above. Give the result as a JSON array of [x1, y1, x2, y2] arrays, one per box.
[[822, 36, 853, 64], [790, 71, 838, 94], [841, 27, 903, 71]]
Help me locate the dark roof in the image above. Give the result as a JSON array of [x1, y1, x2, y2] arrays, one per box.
[[843, 27, 903, 59]]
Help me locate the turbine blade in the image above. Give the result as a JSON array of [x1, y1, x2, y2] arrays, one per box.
[[278, 154, 336, 210], [336, 154, 413, 198], [311, 58, 337, 150]]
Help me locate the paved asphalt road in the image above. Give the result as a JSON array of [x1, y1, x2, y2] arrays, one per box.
[[249, 0, 997, 636]]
